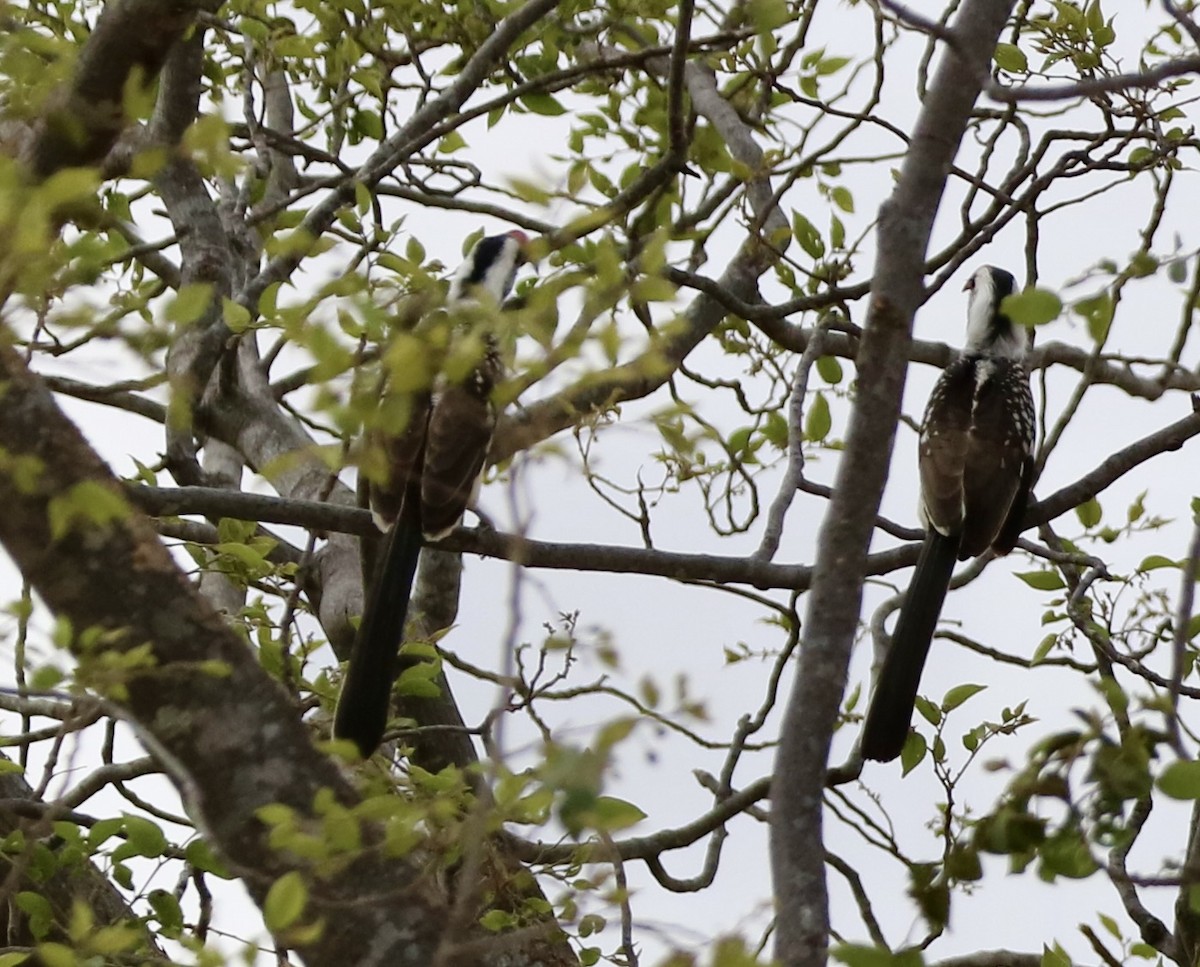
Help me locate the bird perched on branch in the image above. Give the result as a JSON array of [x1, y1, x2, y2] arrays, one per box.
[[861, 265, 1036, 763], [334, 230, 528, 757]]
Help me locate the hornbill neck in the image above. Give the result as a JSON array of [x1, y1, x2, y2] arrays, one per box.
[[963, 265, 1026, 361]]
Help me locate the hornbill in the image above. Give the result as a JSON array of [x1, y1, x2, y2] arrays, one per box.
[[860, 265, 1036, 763], [334, 230, 527, 757]]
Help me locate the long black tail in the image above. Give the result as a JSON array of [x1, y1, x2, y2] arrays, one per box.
[[334, 520, 423, 757], [861, 530, 960, 762]]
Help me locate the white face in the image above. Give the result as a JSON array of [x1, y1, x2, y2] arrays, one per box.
[[963, 266, 1027, 358], [964, 266, 997, 350], [447, 235, 523, 305]]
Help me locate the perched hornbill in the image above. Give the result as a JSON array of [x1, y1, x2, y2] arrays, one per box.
[[861, 265, 1036, 763], [334, 230, 528, 757]]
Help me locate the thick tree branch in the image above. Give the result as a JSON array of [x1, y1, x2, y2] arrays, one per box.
[[23, 0, 220, 178], [0, 344, 568, 967], [770, 3, 1016, 964], [0, 764, 172, 958], [128, 396, 1200, 594]]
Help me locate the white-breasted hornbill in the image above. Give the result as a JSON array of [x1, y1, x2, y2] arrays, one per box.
[[861, 265, 1036, 763], [334, 230, 527, 757]]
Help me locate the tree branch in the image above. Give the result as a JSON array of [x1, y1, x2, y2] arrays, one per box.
[[770, 3, 1016, 964], [0, 343, 565, 967], [23, 0, 220, 179]]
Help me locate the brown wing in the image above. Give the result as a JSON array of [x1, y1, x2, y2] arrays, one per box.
[[420, 383, 495, 540], [991, 454, 1034, 555], [367, 392, 431, 530], [960, 358, 1035, 557], [918, 360, 974, 538]]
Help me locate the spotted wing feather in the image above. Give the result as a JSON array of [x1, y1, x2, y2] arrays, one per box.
[[959, 358, 1035, 557], [918, 358, 974, 538]]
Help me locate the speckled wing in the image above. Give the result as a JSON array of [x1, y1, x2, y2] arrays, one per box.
[[960, 357, 1035, 557], [367, 392, 431, 531], [918, 358, 974, 539], [420, 383, 495, 540]]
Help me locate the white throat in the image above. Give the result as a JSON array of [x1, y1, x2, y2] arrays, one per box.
[[964, 268, 1026, 360]]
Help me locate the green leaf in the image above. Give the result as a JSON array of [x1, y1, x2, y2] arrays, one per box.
[[727, 426, 753, 457], [590, 796, 647, 831], [1041, 942, 1073, 967], [87, 816, 125, 850], [1001, 288, 1061, 327], [900, 730, 927, 776], [993, 43, 1028, 73], [39, 167, 101, 211], [437, 130, 467, 154], [148, 889, 184, 935], [354, 110, 383, 140], [941, 683, 985, 712], [1128, 146, 1154, 168], [47, 481, 130, 541], [32, 945, 72, 967], [480, 909, 516, 932], [830, 214, 845, 250], [817, 355, 843, 385], [264, 871, 308, 931], [1138, 554, 1178, 572], [830, 185, 854, 213], [945, 843, 983, 882], [222, 298, 253, 333], [914, 694, 940, 726], [353, 180, 372, 215], [1075, 497, 1101, 528], [122, 815, 167, 857], [1031, 634, 1057, 666], [520, 93, 566, 116], [1016, 570, 1066, 591], [792, 211, 826, 259], [166, 283, 214, 325], [186, 837, 231, 878], [396, 660, 443, 698], [1158, 760, 1200, 799], [816, 55, 852, 76], [1129, 251, 1158, 278], [747, 0, 789, 33], [1037, 825, 1098, 880], [805, 391, 832, 441], [15, 892, 53, 939]]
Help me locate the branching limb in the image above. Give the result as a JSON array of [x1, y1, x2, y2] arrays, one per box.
[[1108, 798, 1180, 961], [770, 4, 1016, 964]]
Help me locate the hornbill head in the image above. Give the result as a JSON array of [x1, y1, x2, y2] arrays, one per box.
[[962, 264, 1027, 360], [447, 229, 529, 306]]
